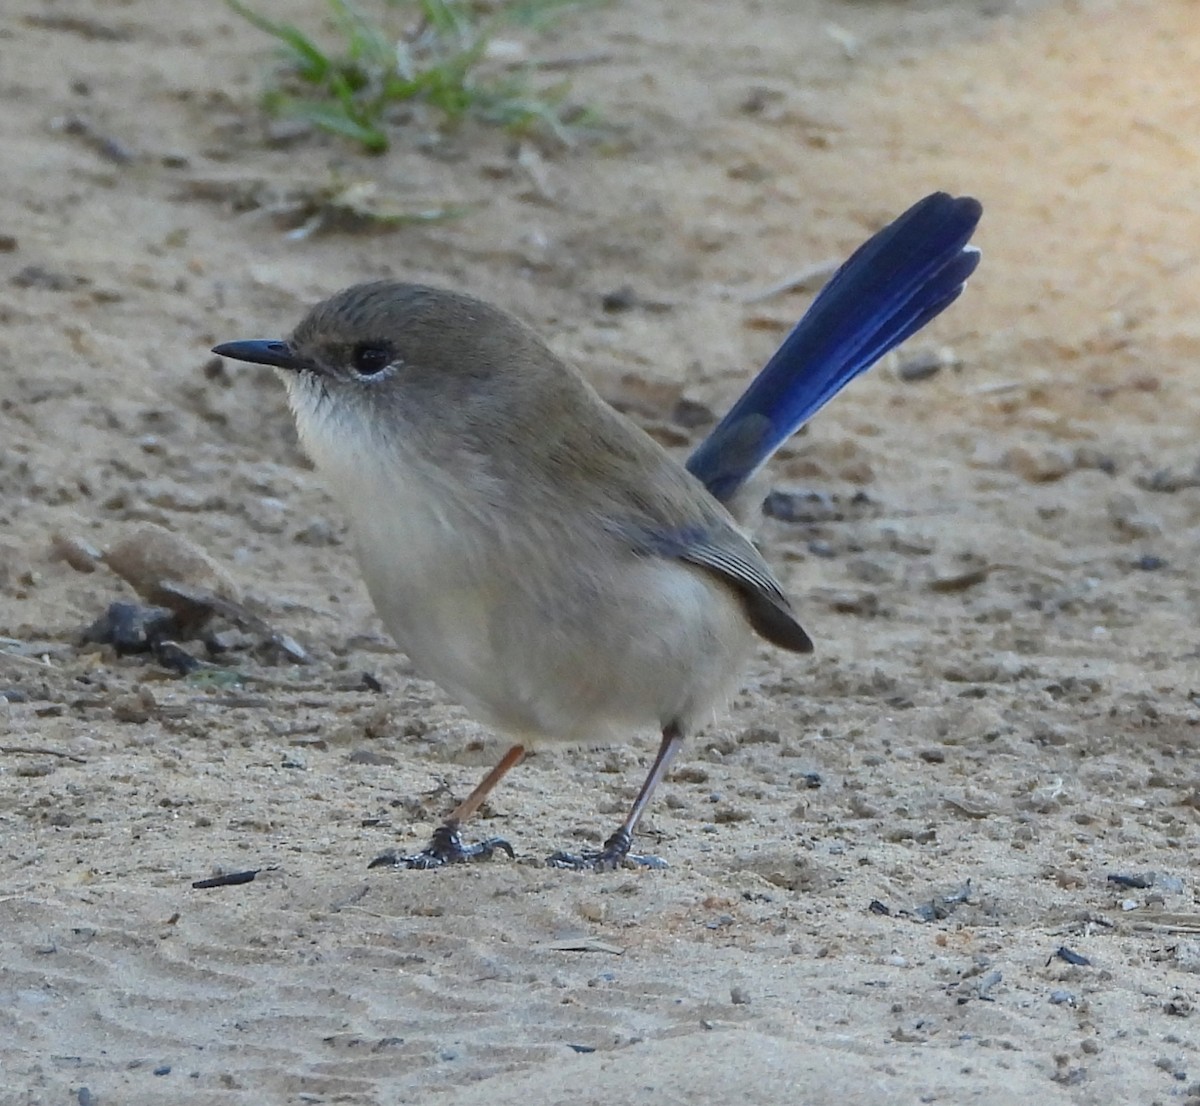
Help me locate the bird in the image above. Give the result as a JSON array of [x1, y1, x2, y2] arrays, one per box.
[[212, 191, 982, 870]]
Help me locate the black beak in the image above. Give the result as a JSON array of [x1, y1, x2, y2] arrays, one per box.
[[211, 339, 310, 372]]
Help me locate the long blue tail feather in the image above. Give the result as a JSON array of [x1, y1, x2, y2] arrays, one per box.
[[686, 193, 982, 504]]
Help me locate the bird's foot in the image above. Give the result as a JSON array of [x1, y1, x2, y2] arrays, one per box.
[[545, 828, 667, 872], [368, 822, 514, 870]]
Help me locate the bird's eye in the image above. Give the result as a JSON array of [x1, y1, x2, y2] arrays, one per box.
[[350, 343, 393, 376]]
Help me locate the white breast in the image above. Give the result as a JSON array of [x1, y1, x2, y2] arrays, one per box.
[[288, 379, 755, 745]]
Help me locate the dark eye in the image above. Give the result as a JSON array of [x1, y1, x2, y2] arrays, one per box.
[[351, 343, 393, 376]]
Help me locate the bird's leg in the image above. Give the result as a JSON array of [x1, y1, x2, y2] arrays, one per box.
[[547, 722, 684, 871], [369, 744, 525, 869]]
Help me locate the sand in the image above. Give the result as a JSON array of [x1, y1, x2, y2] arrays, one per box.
[[2, 1, 1199, 1103]]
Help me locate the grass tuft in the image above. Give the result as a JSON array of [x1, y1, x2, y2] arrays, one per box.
[[227, 0, 597, 154]]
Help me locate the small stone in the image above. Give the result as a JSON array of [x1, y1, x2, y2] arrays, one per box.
[[346, 749, 396, 767], [1165, 994, 1193, 1017], [1051, 1064, 1086, 1087], [111, 689, 157, 724], [1107, 871, 1154, 890], [244, 497, 288, 535], [1107, 494, 1161, 540], [1004, 444, 1073, 482], [739, 725, 780, 745], [600, 285, 638, 312], [136, 480, 225, 512], [895, 346, 958, 382], [740, 85, 784, 115], [293, 517, 340, 546], [713, 806, 750, 823], [1137, 466, 1200, 493], [820, 589, 879, 617], [11, 264, 88, 291], [605, 372, 683, 419], [730, 984, 751, 1005], [1073, 445, 1117, 474], [577, 899, 605, 923], [265, 118, 314, 147], [670, 397, 715, 429], [50, 532, 102, 573], [763, 488, 841, 524], [103, 523, 240, 614]]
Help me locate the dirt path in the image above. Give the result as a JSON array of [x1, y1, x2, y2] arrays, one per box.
[[2, 1, 1199, 1103]]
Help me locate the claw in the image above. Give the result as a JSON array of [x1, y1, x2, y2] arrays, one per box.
[[545, 828, 668, 871], [369, 823, 514, 870]]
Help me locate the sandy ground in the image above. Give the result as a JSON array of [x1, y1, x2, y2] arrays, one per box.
[[3, 0, 1200, 1103]]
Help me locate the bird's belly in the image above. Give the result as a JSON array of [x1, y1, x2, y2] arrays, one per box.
[[350, 503, 754, 745]]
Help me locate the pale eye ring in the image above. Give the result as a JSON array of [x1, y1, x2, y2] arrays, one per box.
[[351, 342, 393, 376]]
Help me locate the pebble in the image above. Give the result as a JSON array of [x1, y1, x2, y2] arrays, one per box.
[[244, 496, 288, 534], [1004, 444, 1074, 482], [1073, 445, 1117, 474], [11, 264, 88, 291], [293, 517, 340, 546], [1137, 466, 1200, 493], [600, 285, 637, 312], [762, 488, 842, 523], [1107, 871, 1154, 890], [1107, 494, 1161, 540], [50, 532, 102, 573], [576, 899, 605, 923], [103, 523, 240, 613], [670, 397, 715, 429], [1165, 994, 1193, 1017], [895, 345, 958, 382], [605, 372, 682, 419], [739, 725, 780, 745], [265, 118, 315, 147], [820, 589, 879, 617], [140, 480, 227, 513], [111, 689, 157, 724], [977, 970, 1003, 1000]]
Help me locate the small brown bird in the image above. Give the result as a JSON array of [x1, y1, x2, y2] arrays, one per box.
[[213, 192, 981, 870]]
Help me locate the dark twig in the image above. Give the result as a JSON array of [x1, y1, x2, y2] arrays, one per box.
[[0, 744, 86, 764]]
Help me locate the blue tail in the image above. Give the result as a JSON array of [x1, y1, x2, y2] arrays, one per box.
[[686, 192, 982, 504]]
